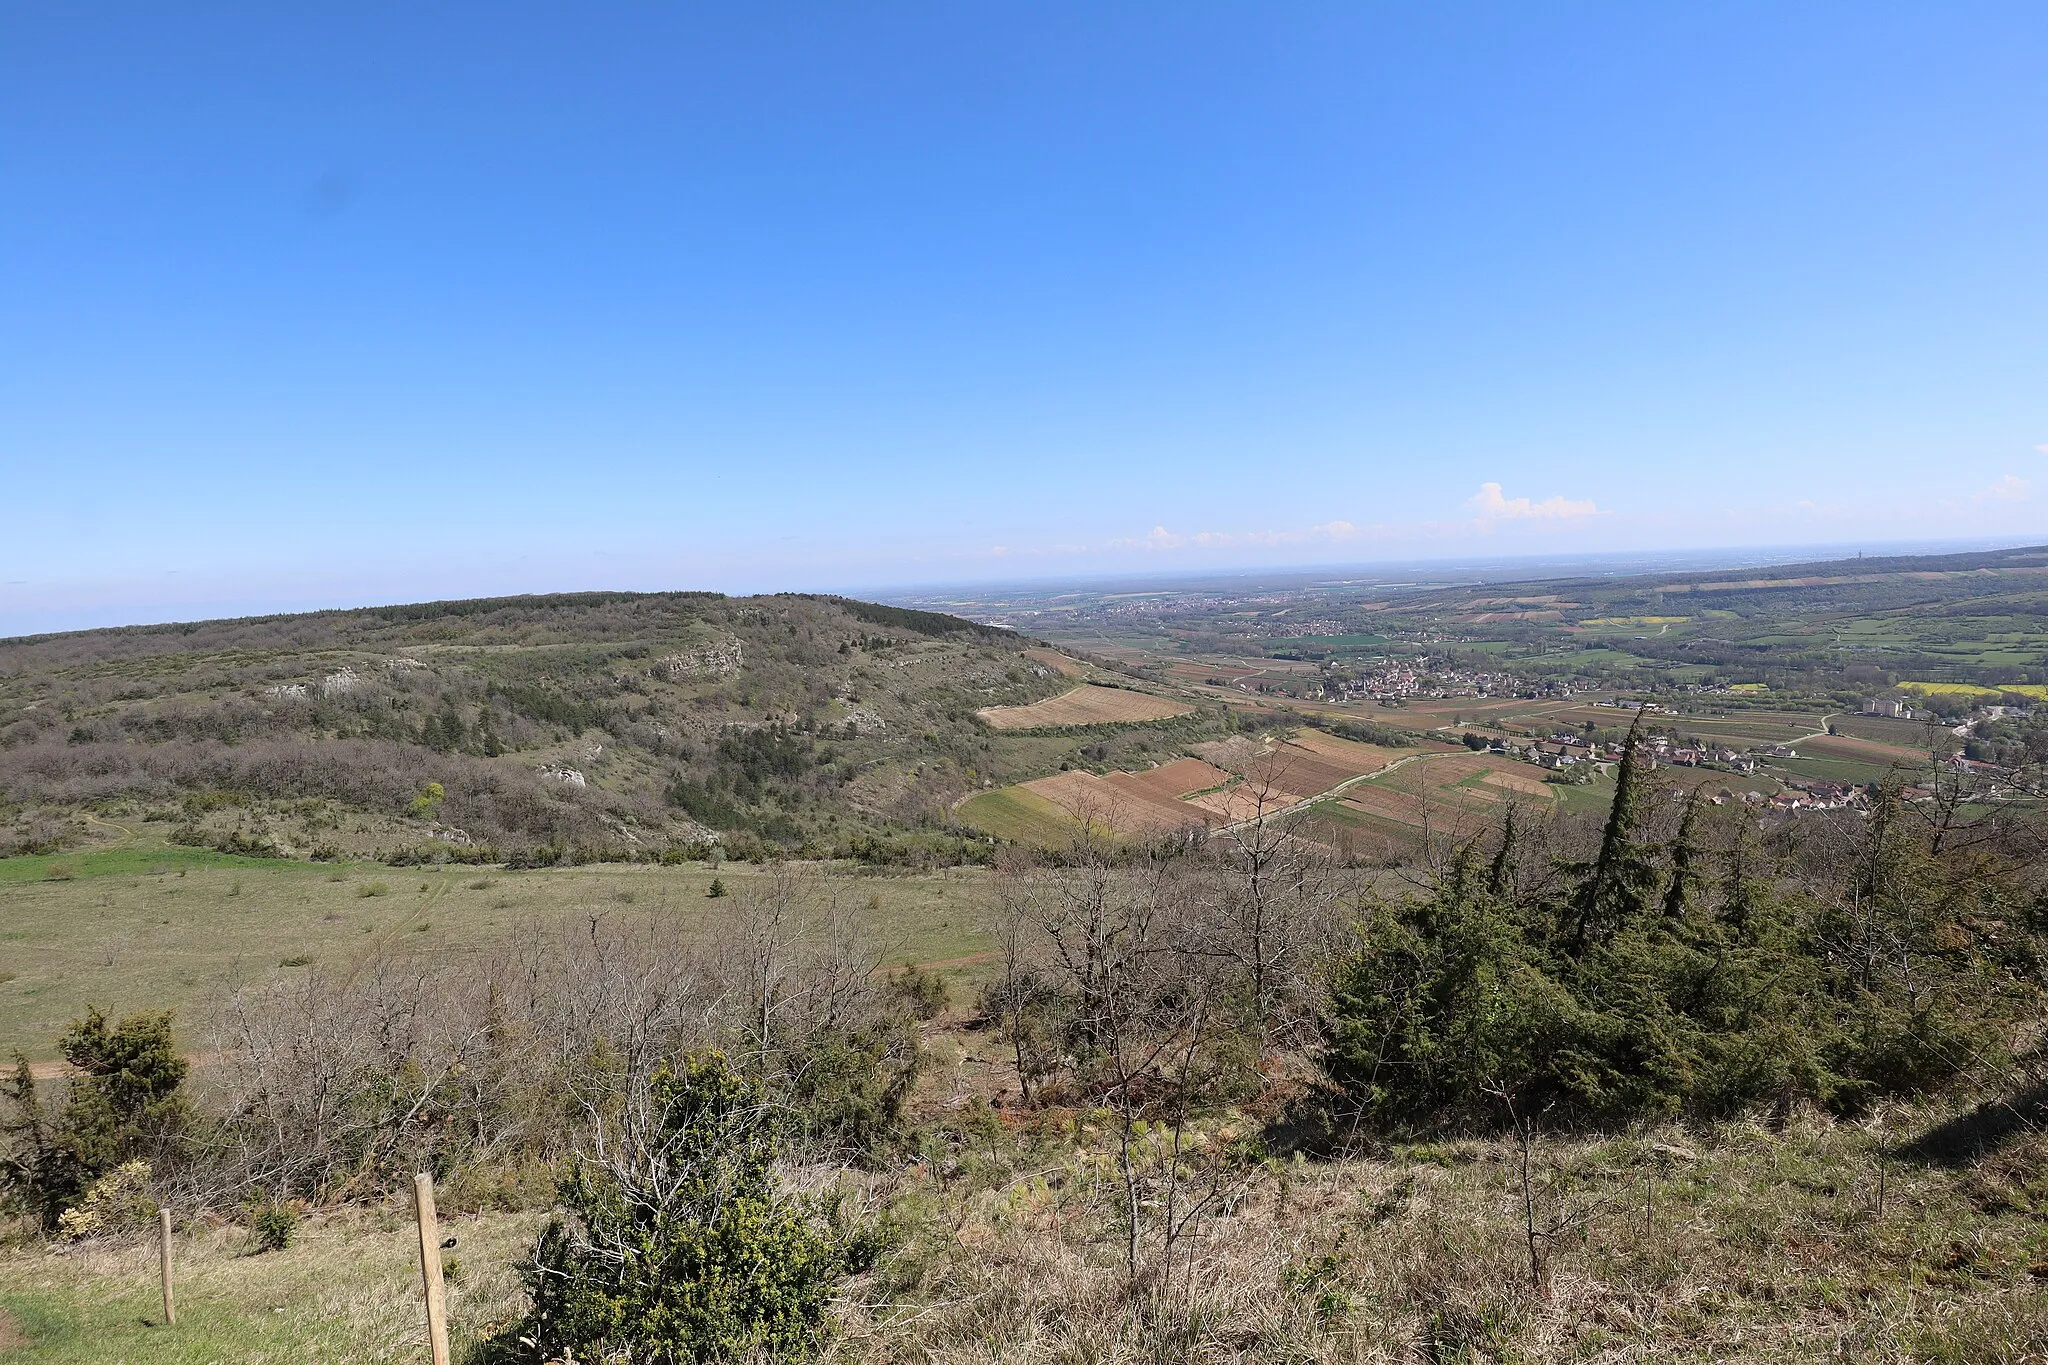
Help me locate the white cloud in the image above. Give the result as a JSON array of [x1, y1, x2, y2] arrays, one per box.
[[2035, 443, 2048, 455], [1464, 482, 1599, 527], [1972, 474, 2029, 504]]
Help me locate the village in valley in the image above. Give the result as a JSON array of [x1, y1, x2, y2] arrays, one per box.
[[900, 543, 2048, 854]]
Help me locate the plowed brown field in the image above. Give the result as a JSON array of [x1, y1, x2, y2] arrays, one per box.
[[1104, 757, 1232, 801], [1018, 770, 1206, 835], [1801, 734, 1927, 766], [978, 684, 1193, 730]]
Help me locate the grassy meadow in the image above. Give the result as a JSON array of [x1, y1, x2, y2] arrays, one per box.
[[0, 831, 998, 1062]]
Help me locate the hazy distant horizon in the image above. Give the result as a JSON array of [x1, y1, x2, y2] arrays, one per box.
[[5, 533, 2038, 642], [865, 535, 2041, 604]]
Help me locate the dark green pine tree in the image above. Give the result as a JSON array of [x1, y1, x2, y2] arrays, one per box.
[[1487, 802, 1521, 901], [437, 701, 468, 752], [1660, 786, 1707, 923], [1567, 709, 1663, 951]]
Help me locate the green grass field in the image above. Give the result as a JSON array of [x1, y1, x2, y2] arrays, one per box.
[[1773, 755, 1906, 786], [0, 1206, 542, 1364], [0, 832, 997, 1061], [954, 786, 1081, 847]]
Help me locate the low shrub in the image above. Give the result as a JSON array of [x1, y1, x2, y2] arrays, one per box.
[[246, 1199, 298, 1253], [517, 1052, 851, 1363]]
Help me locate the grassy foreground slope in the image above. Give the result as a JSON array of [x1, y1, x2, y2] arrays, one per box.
[[3, 1093, 2043, 1361]]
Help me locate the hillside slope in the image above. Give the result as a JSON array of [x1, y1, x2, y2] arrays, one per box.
[[0, 592, 1102, 863]]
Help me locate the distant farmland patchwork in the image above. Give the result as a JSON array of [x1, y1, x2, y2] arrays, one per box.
[[960, 727, 1424, 844]]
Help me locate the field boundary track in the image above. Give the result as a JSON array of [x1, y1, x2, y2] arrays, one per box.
[[1217, 752, 1431, 834]]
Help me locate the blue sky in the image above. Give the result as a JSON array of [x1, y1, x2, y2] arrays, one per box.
[[4, 3, 2046, 633]]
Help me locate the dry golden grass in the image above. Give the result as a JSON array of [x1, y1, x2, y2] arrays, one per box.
[[977, 685, 1194, 730], [8, 1083, 2047, 1363], [831, 1103, 2048, 1363]]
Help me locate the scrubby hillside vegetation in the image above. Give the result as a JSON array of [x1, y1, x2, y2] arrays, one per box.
[[6, 720, 2048, 1361], [0, 592, 1105, 865]]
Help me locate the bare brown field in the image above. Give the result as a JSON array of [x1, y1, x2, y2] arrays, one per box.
[[1340, 784, 1434, 826], [1021, 646, 1088, 678], [1802, 733, 1929, 766], [1190, 734, 1265, 771], [1387, 698, 1574, 726], [1434, 697, 1566, 723], [1016, 770, 1203, 836], [1288, 728, 1414, 770], [1103, 756, 1232, 801], [1482, 767, 1553, 797], [1379, 751, 1502, 793], [1186, 782, 1313, 825], [977, 684, 1194, 730], [1243, 746, 1363, 796], [1335, 751, 1577, 834]]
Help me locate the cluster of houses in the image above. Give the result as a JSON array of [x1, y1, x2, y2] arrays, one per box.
[[1492, 730, 1771, 776], [1503, 732, 1874, 814], [1325, 660, 1570, 705], [1767, 780, 1868, 813]]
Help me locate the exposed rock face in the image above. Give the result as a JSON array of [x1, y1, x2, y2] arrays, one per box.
[[320, 667, 362, 697], [538, 764, 587, 787], [839, 705, 889, 735], [654, 636, 744, 681]]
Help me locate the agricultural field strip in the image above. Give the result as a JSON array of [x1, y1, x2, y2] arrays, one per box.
[[975, 683, 1194, 730], [1216, 750, 1432, 834], [1015, 769, 1207, 834], [1335, 749, 1598, 829]]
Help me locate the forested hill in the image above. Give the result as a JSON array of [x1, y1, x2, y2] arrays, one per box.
[[0, 591, 1074, 864]]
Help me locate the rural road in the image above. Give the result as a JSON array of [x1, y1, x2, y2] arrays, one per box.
[[1788, 713, 1839, 746]]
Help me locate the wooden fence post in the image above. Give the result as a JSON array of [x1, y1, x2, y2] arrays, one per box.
[[413, 1172, 451, 1365], [158, 1207, 175, 1326]]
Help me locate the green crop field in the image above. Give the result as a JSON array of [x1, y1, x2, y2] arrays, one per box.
[[1772, 755, 1907, 787], [955, 785, 1083, 846]]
